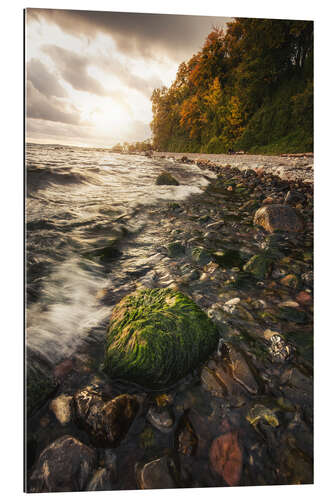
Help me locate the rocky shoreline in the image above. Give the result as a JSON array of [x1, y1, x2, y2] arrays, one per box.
[[26, 154, 313, 492], [151, 151, 314, 185]]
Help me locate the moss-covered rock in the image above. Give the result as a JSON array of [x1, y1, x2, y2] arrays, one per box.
[[167, 241, 185, 258], [104, 288, 219, 389], [212, 249, 244, 268], [156, 171, 179, 186], [191, 247, 211, 266]]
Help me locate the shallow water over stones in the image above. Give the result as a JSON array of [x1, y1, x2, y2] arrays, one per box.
[[26, 149, 313, 491]]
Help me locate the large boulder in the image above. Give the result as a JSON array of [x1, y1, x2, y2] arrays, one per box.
[[104, 288, 219, 389], [253, 204, 303, 233], [29, 435, 97, 493], [156, 171, 179, 186]]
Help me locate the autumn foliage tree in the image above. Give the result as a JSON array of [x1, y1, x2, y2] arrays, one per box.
[[150, 18, 313, 154]]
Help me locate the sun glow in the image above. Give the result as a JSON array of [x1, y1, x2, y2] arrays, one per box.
[[26, 14, 165, 146]]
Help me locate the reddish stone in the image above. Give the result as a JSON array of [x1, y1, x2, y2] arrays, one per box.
[[54, 359, 75, 380], [296, 291, 312, 305], [256, 168, 264, 176], [209, 430, 243, 486]]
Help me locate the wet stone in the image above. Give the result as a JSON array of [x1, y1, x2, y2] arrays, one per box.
[[147, 406, 174, 433], [243, 253, 272, 280], [191, 247, 211, 266], [209, 429, 243, 486], [26, 347, 58, 418], [212, 249, 244, 268], [226, 345, 259, 394], [278, 304, 308, 324], [207, 220, 224, 230], [104, 288, 219, 389], [54, 359, 75, 380], [175, 412, 198, 456], [49, 394, 73, 426], [167, 241, 185, 258], [246, 404, 279, 428], [29, 435, 97, 493], [302, 270, 313, 288], [254, 204, 303, 233], [86, 468, 115, 491], [209, 359, 244, 396], [136, 456, 178, 489], [156, 171, 179, 186], [74, 386, 139, 446], [280, 274, 299, 288], [201, 366, 226, 397], [296, 290, 312, 305], [268, 334, 294, 363]]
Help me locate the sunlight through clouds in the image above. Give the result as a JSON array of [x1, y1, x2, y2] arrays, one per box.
[[25, 8, 229, 147]]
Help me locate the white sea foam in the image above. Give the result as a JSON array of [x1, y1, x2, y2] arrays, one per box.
[[26, 258, 110, 363]]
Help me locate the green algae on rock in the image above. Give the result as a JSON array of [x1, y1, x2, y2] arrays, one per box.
[[243, 253, 273, 280], [167, 241, 185, 258], [191, 247, 211, 266], [155, 171, 179, 186], [104, 288, 219, 389]]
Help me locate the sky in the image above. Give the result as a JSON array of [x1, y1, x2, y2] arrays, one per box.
[[25, 8, 231, 147]]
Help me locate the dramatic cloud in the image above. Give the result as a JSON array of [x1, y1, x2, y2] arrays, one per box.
[[26, 80, 82, 125], [25, 8, 232, 146], [43, 44, 163, 99], [92, 49, 164, 98], [42, 45, 111, 96], [27, 9, 229, 62], [27, 58, 67, 98]]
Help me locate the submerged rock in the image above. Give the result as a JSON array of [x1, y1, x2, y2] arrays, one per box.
[[26, 347, 58, 418], [147, 406, 174, 433], [167, 241, 185, 258], [191, 247, 211, 266], [280, 274, 299, 288], [201, 365, 227, 397], [253, 204, 303, 233], [136, 456, 178, 489], [243, 253, 272, 280], [226, 345, 259, 394], [296, 291, 312, 305], [268, 334, 294, 363], [278, 304, 308, 324], [29, 435, 97, 493], [209, 430, 243, 486], [156, 171, 179, 186], [212, 249, 243, 268], [104, 288, 219, 389], [86, 468, 115, 491], [175, 412, 198, 456], [74, 386, 139, 446], [246, 404, 279, 428], [49, 394, 73, 426]]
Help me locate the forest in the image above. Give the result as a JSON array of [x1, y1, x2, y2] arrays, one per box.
[[150, 18, 313, 154]]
